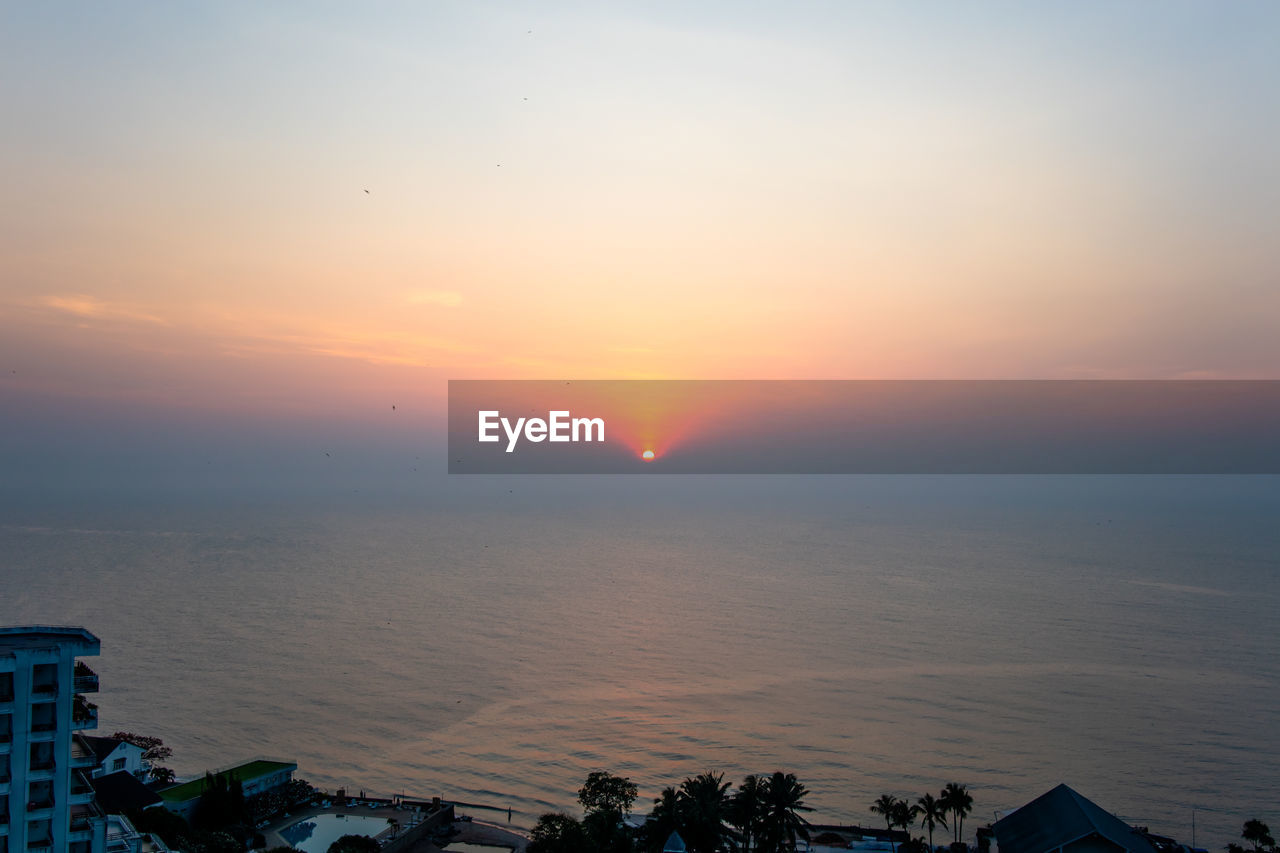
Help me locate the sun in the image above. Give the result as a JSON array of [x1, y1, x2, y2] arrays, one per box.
[[641, 450, 656, 461]]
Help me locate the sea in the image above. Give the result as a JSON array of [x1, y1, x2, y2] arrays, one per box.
[[2, 476, 1277, 848]]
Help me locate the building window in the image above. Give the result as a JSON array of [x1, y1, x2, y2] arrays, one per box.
[[29, 703, 56, 733], [27, 779, 54, 810], [0, 672, 13, 702], [29, 741, 54, 772], [31, 663, 58, 695], [112, 757, 127, 771], [27, 817, 54, 847]]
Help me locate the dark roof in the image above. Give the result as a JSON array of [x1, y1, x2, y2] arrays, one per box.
[[664, 831, 687, 853], [81, 735, 125, 764], [92, 771, 163, 814], [994, 785, 1159, 853]]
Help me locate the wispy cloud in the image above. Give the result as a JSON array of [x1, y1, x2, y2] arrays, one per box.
[[41, 294, 169, 325]]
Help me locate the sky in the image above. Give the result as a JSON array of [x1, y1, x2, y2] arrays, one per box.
[[1, 2, 1278, 489]]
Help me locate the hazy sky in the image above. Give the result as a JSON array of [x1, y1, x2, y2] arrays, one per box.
[[2, 2, 1278, 486]]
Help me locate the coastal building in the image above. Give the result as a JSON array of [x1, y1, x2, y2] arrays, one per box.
[[83, 736, 149, 781], [993, 784, 1159, 853], [158, 758, 297, 820], [0, 625, 107, 853]]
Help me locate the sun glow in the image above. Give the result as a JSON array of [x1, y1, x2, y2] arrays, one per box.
[[642, 450, 655, 461]]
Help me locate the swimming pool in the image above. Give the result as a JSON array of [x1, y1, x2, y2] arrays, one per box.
[[279, 813, 395, 851]]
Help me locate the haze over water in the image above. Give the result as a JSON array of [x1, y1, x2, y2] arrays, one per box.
[[3, 476, 1276, 847]]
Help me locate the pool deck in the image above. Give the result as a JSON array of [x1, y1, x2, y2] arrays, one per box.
[[401, 819, 530, 853], [263, 807, 529, 852]]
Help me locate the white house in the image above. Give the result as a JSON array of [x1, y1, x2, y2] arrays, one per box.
[[83, 736, 149, 781]]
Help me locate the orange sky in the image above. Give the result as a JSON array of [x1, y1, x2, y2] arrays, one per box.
[[2, 3, 1278, 430]]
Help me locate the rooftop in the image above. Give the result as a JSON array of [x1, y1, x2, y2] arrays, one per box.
[[82, 735, 128, 763], [993, 784, 1159, 853], [0, 625, 100, 654], [159, 759, 297, 802], [93, 770, 163, 813]]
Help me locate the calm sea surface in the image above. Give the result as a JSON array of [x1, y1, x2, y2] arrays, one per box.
[[2, 477, 1277, 847]]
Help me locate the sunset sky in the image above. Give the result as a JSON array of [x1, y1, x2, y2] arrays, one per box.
[[2, 2, 1278, 487]]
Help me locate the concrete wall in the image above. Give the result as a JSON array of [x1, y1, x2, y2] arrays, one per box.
[[382, 803, 456, 853]]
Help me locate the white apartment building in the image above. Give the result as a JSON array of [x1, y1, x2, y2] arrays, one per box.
[[1, 626, 107, 853]]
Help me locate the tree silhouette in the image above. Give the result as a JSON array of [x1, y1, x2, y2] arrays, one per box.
[[644, 787, 682, 853], [677, 772, 734, 853], [758, 772, 811, 853], [327, 836, 378, 853], [1242, 821, 1275, 853], [938, 784, 973, 847], [915, 793, 948, 853], [728, 775, 766, 853], [530, 813, 588, 853], [891, 800, 920, 847], [871, 796, 902, 853], [580, 772, 639, 817]]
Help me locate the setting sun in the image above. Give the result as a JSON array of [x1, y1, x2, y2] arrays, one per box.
[[642, 450, 655, 461]]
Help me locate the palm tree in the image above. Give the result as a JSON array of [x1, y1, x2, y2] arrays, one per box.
[[678, 772, 733, 853], [1242, 821, 1275, 853], [645, 788, 682, 853], [938, 784, 973, 847], [871, 795, 902, 853], [891, 800, 920, 850], [728, 775, 766, 853], [915, 793, 947, 853], [758, 772, 811, 853]]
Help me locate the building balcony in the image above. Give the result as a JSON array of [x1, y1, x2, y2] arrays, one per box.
[[27, 798, 55, 820], [70, 734, 97, 768], [71, 696, 98, 730], [70, 771, 95, 804], [70, 803, 103, 841], [73, 661, 99, 694], [27, 766, 55, 784]]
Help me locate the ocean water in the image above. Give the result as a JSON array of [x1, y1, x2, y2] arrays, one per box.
[[2, 476, 1277, 847]]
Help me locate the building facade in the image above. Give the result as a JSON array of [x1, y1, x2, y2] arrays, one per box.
[[158, 759, 297, 821], [1, 626, 107, 853], [83, 738, 148, 781]]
